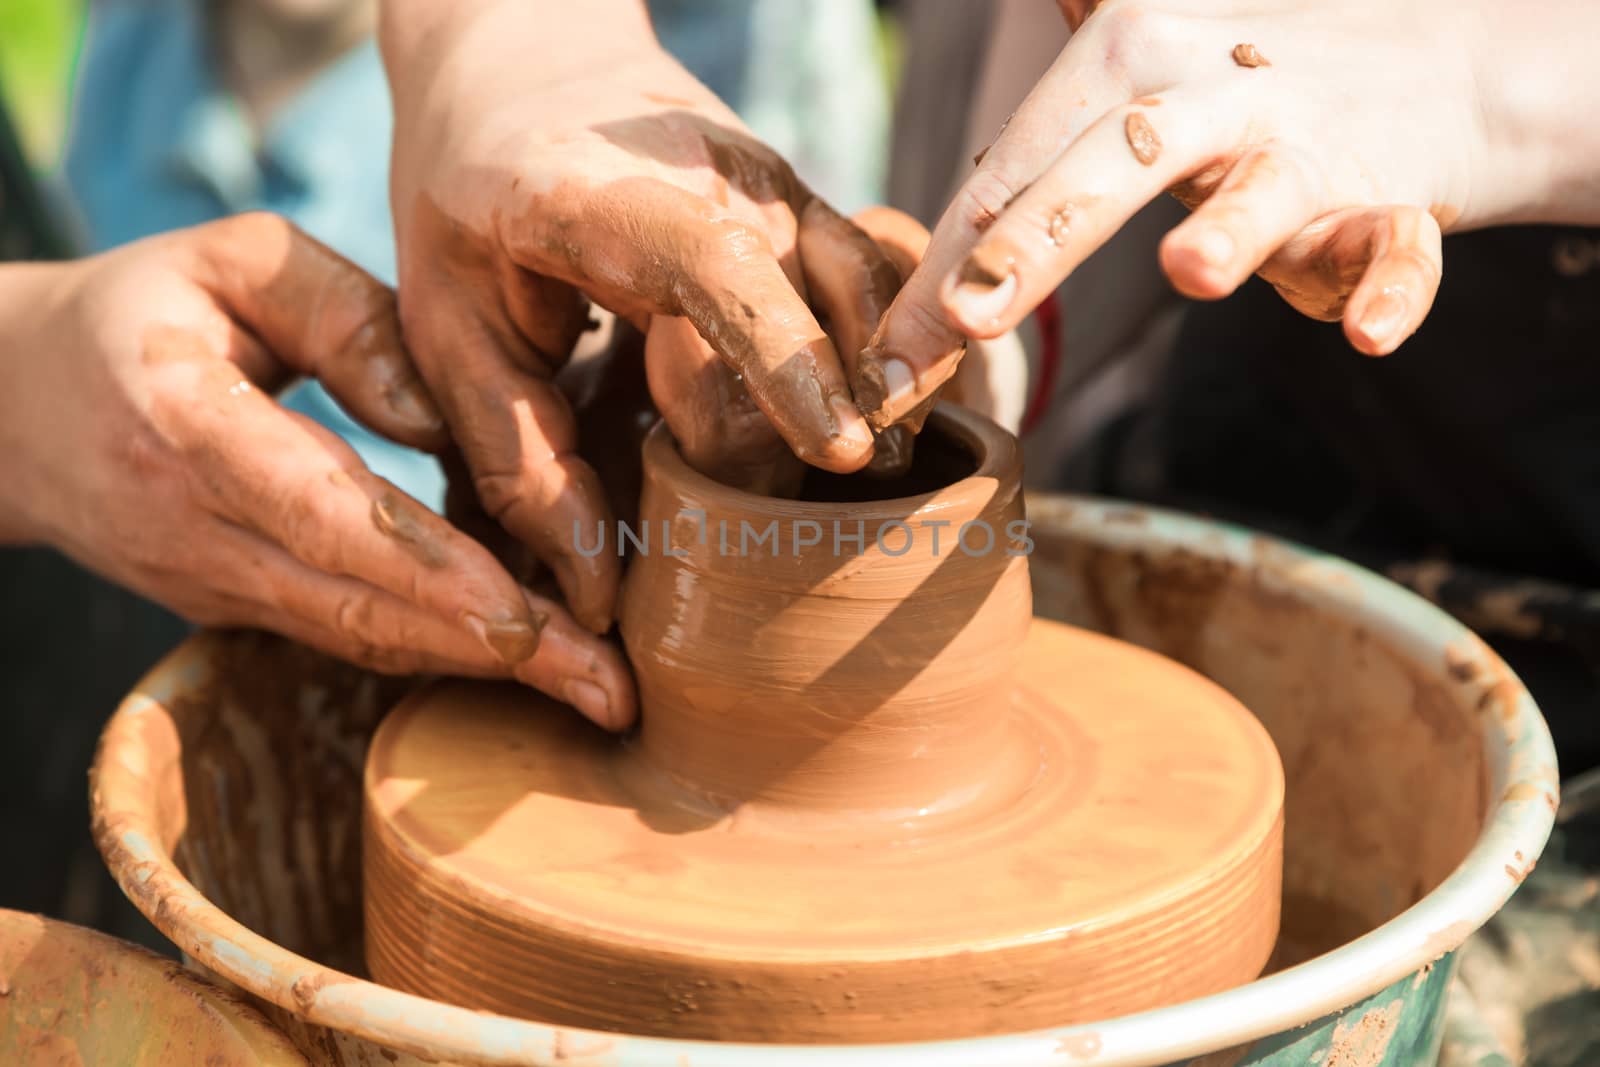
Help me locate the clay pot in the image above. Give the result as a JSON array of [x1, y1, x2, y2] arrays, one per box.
[[361, 405, 1284, 1042], [619, 403, 1033, 817]]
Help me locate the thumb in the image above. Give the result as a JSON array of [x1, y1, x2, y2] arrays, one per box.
[[189, 212, 447, 451]]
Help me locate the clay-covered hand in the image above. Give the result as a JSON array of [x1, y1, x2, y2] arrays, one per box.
[[381, 0, 897, 588], [0, 215, 634, 730], [861, 0, 1600, 430], [646, 206, 935, 494]]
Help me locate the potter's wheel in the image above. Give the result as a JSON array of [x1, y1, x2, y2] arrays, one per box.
[[363, 616, 1284, 1042]]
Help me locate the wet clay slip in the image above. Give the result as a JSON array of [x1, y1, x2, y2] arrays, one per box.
[[363, 406, 1285, 1042]]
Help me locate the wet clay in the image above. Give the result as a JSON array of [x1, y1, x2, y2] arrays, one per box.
[[363, 407, 1285, 1042], [1232, 43, 1271, 68], [1049, 206, 1074, 247], [1126, 111, 1163, 166]]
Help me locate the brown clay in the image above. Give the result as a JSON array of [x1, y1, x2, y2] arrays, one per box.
[[1126, 111, 1163, 165], [1049, 206, 1074, 247], [1232, 43, 1271, 68], [0, 909, 307, 1065], [363, 406, 1285, 1041]]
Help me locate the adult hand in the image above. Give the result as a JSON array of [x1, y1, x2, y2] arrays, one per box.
[[862, 0, 1600, 429], [0, 215, 634, 730], [382, 0, 896, 605], [645, 206, 934, 495]]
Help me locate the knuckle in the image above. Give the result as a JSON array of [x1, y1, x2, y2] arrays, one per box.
[[122, 427, 172, 485], [332, 591, 378, 644], [309, 281, 398, 374], [276, 482, 344, 567], [957, 169, 1025, 236], [214, 210, 294, 251], [700, 214, 775, 265], [355, 643, 425, 676], [325, 596, 432, 675], [1096, 2, 1186, 72], [898, 288, 964, 349], [181, 598, 239, 629], [472, 469, 532, 524]]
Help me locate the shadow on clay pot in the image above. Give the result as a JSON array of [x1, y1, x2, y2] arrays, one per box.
[[379, 405, 1028, 847], [615, 403, 1031, 828]]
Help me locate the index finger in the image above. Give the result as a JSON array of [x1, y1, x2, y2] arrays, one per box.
[[191, 213, 448, 451], [503, 177, 876, 474], [856, 7, 1169, 428]]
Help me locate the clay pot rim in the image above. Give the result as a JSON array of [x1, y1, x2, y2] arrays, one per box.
[[89, 496, 1560, 1067], [642, 401, 1019, 521]]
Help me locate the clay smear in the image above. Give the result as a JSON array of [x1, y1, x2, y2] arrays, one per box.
[[1126, 111, 1163, 165], [1232, 43, 1271, 68]]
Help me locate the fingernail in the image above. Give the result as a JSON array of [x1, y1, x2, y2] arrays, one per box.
[[948, 271, 1019, 330], [826, 390, 875, 450], [463, 611, 543, 665], [563, 679, 613, 727], [1360, 286, 1408, 350], [385, 377, 444, 435], [1192, 227, 1235, 270], [852, 350, 920, 430], [879, 358, 916, 408]]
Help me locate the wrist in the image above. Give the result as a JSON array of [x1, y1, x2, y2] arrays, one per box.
[[380, 0, 659, 118], [1467, 0, 1600, 227]]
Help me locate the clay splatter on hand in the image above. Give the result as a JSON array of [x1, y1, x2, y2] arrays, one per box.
[[1048, 207, 1074, 248], [1125, 112, 1163, 166], [1232, 43, 1271, 68]]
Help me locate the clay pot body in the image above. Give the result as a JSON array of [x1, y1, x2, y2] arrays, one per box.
[[620, 404, 1033, 818]]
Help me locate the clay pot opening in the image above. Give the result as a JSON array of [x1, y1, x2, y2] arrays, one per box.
[[798, 421, 982, 503], [641, 404, 1013, 519]]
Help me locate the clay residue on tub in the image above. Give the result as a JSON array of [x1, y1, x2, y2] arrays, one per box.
[[1504, 857, 1537, 883], [1030, 517, 1495, 968], [1055, 1032, 1103, 1059], [92, 629, 416, 989], [1501, 781, 1544, 805], [1231, 43, 1270, 68], [1125, 112, 1162, 166], [1324, 999, 1404, 1067], [289, 970, 352, 1011], [549, 1031, 617, 1062], [370, 491, 448, 569], [1057, 543, 1246, 668], [1444, 645, 1480, 683], [1441, 638, 1525, 727]]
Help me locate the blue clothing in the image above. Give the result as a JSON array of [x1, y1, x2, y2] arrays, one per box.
[[62, 1, 445, 507]]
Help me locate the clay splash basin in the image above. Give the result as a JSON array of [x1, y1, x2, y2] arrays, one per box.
[[0, 908, 308, 1065], [91, 494, 1557, 1066]]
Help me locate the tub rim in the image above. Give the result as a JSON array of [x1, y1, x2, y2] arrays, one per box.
[[90, 494, 1558, 1067]]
